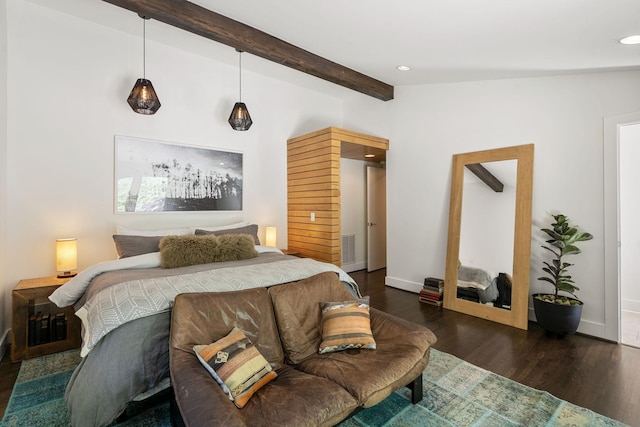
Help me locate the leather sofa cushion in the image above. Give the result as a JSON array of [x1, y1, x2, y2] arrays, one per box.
[[268, 272, 354, 364], [240, 365, 358, 426], [298, 307, 437, 407], [171, 287, 285, 367], [268, 272, 438, 407], [172, 348, 358, 427]]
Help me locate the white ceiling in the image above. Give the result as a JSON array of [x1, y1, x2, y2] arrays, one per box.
[[193, 0, 640, 85], [26, 0, 640, 97]]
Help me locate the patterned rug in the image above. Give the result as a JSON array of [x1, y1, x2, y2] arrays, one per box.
[[1, 348, 627, 427]]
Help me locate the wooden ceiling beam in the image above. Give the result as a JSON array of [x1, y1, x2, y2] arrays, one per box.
[[103, 0, 394, 101], [465, 163, 504, 192]]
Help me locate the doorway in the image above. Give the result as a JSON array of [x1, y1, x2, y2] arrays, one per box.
[[619, 123, 640, 348], [367, 166, 387, 271], [604, 112, 640, 344], [286, 127, 389, 267]]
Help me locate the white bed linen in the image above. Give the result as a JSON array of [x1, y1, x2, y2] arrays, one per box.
[[75, 257, 354, 357], [49, 246, 283, 307]]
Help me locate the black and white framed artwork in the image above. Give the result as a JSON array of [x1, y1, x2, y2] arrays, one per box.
[[115, 136, 243, 213]]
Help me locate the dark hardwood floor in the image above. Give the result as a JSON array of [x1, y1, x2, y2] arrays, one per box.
[[0, 346, 20, 419], [351, 269, 640, 427], [1, 268, 639, 426]]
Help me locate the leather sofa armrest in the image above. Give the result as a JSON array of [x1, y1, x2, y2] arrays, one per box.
[[170, 348, 247, 427], [369, 307, 438, 348]]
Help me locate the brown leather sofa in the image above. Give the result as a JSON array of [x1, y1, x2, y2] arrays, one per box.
[[169, 272, 437, 427]]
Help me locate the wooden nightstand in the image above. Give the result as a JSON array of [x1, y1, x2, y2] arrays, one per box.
[[11, 276, 81, 362]]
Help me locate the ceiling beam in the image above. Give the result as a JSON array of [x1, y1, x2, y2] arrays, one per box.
[[103, 0, 394, 101], [465, 163, 504, 192]]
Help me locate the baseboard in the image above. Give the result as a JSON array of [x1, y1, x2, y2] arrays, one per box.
[[385, 276, 421, 293], [528, 307, 607, 340], [622, 299, 640, 314], [0, 328, 9, 361], [341, 261, 367, 273], [576, 319, 607, 339], [384, 282, 610, 340]]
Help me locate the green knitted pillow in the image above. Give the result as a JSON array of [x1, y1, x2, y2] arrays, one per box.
[[159, 234, 257, 268]]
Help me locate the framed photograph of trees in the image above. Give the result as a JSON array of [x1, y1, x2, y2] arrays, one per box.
[[115, 136, 243, 213]]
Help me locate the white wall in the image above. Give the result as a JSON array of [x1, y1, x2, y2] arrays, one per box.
[[371, 71, 640, 340], [620, 123, 640, 313], [0, 0, 8, 358], [459, 175, 515, 275], [0, 1, 345, 340], [340, 159, 386, 272], [340, 158, 367, 271], [342, 93, 392, 140]]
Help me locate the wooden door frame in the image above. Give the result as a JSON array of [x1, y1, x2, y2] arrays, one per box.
[[287, 127, 389, 266]]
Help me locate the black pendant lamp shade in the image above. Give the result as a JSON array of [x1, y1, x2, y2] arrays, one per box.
[[228, 50, 252, 131], [128, 16, 161, 115], [228, 102, 252, 131], [128, 78, 161, 114]]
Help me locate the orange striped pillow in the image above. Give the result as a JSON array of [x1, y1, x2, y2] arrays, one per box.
[[194, 327, 277, 408], [318, 298, 376, 354]]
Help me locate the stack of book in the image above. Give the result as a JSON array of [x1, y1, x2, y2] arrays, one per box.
[[419, 277, 444, 306], [28, 311, 67, 346]]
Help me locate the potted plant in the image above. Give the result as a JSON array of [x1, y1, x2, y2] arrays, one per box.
[[533, 213, 593, 337]]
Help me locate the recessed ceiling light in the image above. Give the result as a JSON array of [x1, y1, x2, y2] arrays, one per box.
[[396, 65, 411, 71], [620, 35, 640, 45], [365, 154, 375, 158]]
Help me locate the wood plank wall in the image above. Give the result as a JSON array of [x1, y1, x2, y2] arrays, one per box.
[[287, 129, 342, 265], [287, 127, 389, 266]]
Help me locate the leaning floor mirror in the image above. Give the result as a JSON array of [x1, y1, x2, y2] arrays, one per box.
[[443, 144, 534, 330]]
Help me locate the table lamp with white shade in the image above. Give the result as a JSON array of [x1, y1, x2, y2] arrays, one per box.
[[56, 238, 78, 278], [265, 226, 277, 248]]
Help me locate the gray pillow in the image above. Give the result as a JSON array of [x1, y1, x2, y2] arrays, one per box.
[[194, 224, 260, 245], [112, 235, 163, 258], [159, 234, 258, 268]]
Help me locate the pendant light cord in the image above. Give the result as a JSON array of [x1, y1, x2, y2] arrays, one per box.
[[142, 18, 146, 79], [238, 51, 242, 102]]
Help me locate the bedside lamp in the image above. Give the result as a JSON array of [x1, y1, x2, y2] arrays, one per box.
[[265, 227, 277, 247], [56, 238, 78, 278]]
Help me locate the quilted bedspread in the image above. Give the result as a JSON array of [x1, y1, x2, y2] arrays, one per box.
[[76, 257, 358, 357]]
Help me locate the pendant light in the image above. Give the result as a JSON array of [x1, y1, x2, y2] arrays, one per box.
[[228, 49, 253, 131], [127, 15, 161, 115]]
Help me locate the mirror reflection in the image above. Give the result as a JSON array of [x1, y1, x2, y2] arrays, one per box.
[[457, 160, 516, 310], [443, 144, 534, 330]]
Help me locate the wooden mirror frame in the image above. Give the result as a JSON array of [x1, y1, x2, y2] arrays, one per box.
[[443, 144, 534, 330]]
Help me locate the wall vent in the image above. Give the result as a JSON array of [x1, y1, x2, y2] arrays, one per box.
[[342, 234, 356, 264]]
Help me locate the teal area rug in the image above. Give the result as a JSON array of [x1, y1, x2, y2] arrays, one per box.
[[1, 349, 627, 427], [342, 349, 627, 427]]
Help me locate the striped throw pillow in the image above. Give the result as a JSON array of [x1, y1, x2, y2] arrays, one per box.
[[318, 297, 376, 354], [194, 327, 277, 408]]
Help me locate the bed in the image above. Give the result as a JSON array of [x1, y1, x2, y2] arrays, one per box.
[[49, 225, 360, 427], [456, 264, 510, 307]]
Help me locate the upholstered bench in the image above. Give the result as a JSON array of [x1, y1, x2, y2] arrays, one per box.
[[169, 272, 437, 426]]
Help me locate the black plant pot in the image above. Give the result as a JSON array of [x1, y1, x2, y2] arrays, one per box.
[[532, 293, 583, 336]]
